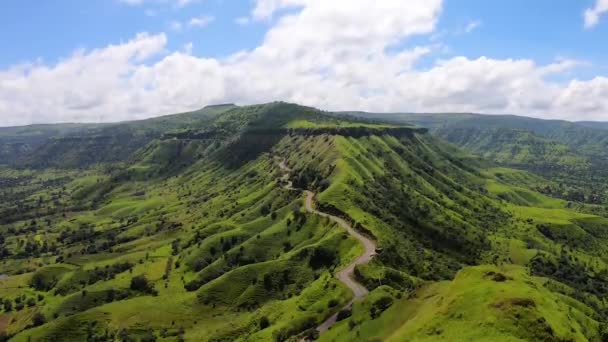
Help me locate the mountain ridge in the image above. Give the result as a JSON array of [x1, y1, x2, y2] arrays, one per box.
[[1, 103, 608, 341]]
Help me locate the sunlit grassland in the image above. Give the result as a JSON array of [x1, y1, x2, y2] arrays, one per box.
[[4, 103, 608, 341], [321, 265, 599, 342]]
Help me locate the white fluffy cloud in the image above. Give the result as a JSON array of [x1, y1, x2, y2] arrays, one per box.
[[584, 0, 608, 28], [189, 14, 214, 27], [1, 0, 608, 126], [169, 14, 213, 32], [464, 20, 481, 33], [251, 0, 307, 20], [0, 33, 169, 125]]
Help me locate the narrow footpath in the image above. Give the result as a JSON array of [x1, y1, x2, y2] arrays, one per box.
[[277, 160, 377, 335]]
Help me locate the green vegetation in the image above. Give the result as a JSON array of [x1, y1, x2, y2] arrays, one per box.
[[1, 103, 608, 341], [346, 111, 608, 205], [320, 265, 601, 341]]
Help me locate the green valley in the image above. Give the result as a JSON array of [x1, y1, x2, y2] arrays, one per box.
[[1, 103, 608, 342]]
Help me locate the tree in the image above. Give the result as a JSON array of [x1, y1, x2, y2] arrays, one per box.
[[309, 246, 337, 269], [130, 275, 155, 294], [3, 299, 12, 312], [337, 308, 352, 321], [260, 316, 270, 330], [26, 297, 36, 307], [32, 312, 46, 326], [370, 296, 393, 319], [30, 272, 52, 291], [107, 289, 116, 302]]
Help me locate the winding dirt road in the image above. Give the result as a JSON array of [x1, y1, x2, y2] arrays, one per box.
[[277, 159, 377, 335]]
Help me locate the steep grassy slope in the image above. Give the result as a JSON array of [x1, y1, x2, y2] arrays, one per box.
[[280, 132, 505, 281], [1, 103, 608, 341], [343, 112, 608, 164], [437, 127, 589, 172], [0, 104, 411, 341], [344, 112, 608, 154], [1, 146, 354, 341], [344, 111, 608, 205], [320, 265, 600, 342]]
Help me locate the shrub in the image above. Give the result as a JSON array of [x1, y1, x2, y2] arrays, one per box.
[[309, 247, 337, 269], [273, 316, 316, 342], [3, 299, 12, 312], [130, 275, 156, 294], [30, 272, 54, 291], [32, 312, 46, 327], [260, 316, 270, 330], [184, 281, 199, 292], [337, 308, 352, 321], [26, 297, 36, 307], [370, 296, 393, 319]]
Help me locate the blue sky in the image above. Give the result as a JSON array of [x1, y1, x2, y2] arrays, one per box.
[[444, 1, 606, 66], [0, 0, 264, 67], [1, 0, 608, 126], [2, 1, 607, 70]]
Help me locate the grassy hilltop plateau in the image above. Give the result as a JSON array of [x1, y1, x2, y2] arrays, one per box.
[[2, 103, 608, 341]]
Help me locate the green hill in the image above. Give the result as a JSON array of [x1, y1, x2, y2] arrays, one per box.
[[577, 121, 608, 130], [1, 104, 608, 341], [344, 111, 608, 206], [341, 111, 608, 162], [0, 104, 236, 169], [436, 126, 589, 172]]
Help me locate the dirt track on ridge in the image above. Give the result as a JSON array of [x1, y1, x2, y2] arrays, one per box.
[[277, 159, 377, 335]]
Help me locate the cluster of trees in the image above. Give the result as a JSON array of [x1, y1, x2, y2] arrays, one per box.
[[262, 270, 293, 292], [369, 295, 394, 319], [292, 168, 330, 192], [272, 316, 316, 342], [354, 266, 414, 292], [0, 175, 33, 188], [56, 262, 134, 295], [58, 226, 97, 244], [0, 176, 73, 226], [536, 183, 604, 205], [184, 239, 247, 291], [57, 224, 139, 256], [531, 252, 608, 318], [1, 293, 44, 312], [15, 240, 58, 258], [361, 172, 492, 269]]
